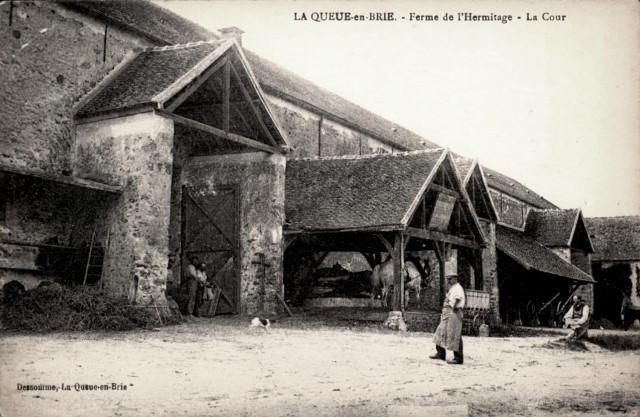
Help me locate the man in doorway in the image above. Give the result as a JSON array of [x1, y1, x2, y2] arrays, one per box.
[[430, 273, 465, 365], [186, 257, 205, 318], [563, 295, 590, 341]]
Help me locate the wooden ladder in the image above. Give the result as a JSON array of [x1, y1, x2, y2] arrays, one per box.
[[83, 225, 104, 286]]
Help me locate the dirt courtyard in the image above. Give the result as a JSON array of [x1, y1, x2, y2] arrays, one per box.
[[1, 316, 639, 417]]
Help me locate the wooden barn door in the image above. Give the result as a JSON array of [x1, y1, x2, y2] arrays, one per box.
[[182, 185, 240, 315]]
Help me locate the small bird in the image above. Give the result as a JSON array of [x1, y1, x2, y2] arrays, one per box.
[[250, 317, 271, 331]]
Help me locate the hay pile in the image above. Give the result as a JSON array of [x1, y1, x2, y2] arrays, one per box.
[[1, 283, 182, 332]]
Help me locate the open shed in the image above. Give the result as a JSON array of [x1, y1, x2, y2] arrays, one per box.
[[284, 149, 486, 321], [496, 224, 595, 325]]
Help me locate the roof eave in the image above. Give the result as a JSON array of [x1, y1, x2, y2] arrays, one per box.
[[474, 162, 499, 222], [0, 163, 122, 193], [75, 103, 158, 125], [284, 224, 405, 234], [400, 149, 448, 226], [151, 40, 235, 106]]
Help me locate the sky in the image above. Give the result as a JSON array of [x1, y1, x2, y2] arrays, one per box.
[[154, 0, 639, 218]]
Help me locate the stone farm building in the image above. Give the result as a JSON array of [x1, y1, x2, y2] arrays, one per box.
[[1, 0, 599, 324], [586, 216, 640, 328]]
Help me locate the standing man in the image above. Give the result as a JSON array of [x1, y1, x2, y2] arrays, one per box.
[[186, 257, 203, 318], [563, 295, 590, 341], [430, 273, 465, 365]]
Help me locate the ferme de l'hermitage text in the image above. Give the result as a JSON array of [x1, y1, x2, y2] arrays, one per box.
[[294, 12, 567, 24]]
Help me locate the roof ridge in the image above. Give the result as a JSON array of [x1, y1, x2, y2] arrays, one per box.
[[530, 208, 579, 213], [145, 40, 221, 52], [586, 215, 640, 219], [289, 148, 445, 162]]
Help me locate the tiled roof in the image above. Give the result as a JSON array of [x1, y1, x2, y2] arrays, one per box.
[[76, 42, 224, 118], [483, 167, 557, 209], [496, 225, 595, 283], [244, 50, 440, 152], [285, 149, 446, 231], [66, 1, 565, 214], [525, 209, 580, 247], [58, 0, 217, 45], [452, 155, 476, 184], [585, 216, 640, 262]]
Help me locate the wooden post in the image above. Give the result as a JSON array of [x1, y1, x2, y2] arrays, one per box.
[[392, 232, 404, 312], [434, 241, 446, 307]]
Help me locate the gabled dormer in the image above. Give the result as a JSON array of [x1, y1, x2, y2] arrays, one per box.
[[453, 156, 498, 222], [525, 208, 594, 253], [75, 39, 289, 155]]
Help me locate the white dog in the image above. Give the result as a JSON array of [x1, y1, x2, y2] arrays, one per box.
[[250, 317, 271, 332]]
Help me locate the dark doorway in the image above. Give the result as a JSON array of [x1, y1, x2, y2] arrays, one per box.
[[182, 185, 240, 314]]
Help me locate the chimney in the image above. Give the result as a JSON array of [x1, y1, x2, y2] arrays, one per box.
[[218, 26, 244, 46]]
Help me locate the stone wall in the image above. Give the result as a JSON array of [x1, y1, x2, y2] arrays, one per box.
[[75, 113, 174, 305], [489, 189, 530, 229], [183, 152, 286, 316], [549, 247, 571, 263], [479, 220, 500, 322], [0, 2, 151, 175], [264, 95, 393, 158], [320, 118, 361, 157]]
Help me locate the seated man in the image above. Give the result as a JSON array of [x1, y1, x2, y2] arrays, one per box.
[[563, 295, 590, 341]]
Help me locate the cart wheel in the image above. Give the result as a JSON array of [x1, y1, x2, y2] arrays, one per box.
[[472, 313, 481, 333]]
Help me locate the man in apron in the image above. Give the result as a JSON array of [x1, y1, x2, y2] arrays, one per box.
[[563, 295, 590, 341], [430, 273, 465, 365]]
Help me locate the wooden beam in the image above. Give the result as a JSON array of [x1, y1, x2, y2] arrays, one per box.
[[429, 183, 459, 198], [476, 176, 493, 220], [312, 252, 330, 270], [222, 59, 230, 133], [159, 111, 280, 154], [165, 57, 228, 113], [403, 235, 412, 251], [232, 105, 255, 136], [75, 106, 155, 125], [475, 248, 485, 291], [469, 176, 477, 208], [284, 236, 298, 252], [442, 166, 455, 189], [229, 63, 279, 148], [458, 202, 477, 241], [375, 233, 394, 255], [290, 234, 380, 253], [404, 227, 480, 249]]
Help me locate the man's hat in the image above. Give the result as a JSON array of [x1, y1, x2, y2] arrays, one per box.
[[446, 273, 459, 279]]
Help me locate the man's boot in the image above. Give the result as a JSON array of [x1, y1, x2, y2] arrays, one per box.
[[429, 345, 446, 360]]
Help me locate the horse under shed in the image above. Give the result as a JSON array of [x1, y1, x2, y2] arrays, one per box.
[[284, 149, 488, 327]]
